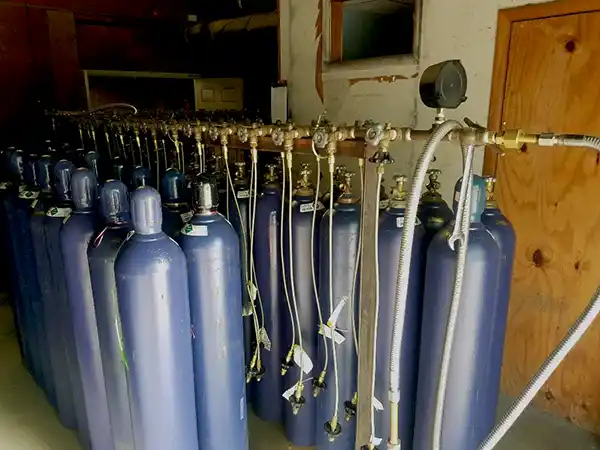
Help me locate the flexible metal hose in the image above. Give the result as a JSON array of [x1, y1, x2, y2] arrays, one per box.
[[280, 153, 296, 350], [432, 144, 475, 450], [475, 134, 600, 449], [350, 159, 365, 356], [387, 120, 463, 447], [479, 285, 600, 449]]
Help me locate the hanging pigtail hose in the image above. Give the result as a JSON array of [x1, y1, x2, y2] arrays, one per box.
[[387, 120, 463, 449], [311, 141, 329, 396], [349, 158, 365, 357], [280, 153, 296, 375]]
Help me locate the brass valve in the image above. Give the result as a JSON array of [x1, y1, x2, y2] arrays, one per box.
[[493, 129, 538, 150], [391, 174, 407, 201], [234, 161, 247, 181], [426, 169, 442, 195], [339, 171, 354, 195], [264, 164, 278, 183]]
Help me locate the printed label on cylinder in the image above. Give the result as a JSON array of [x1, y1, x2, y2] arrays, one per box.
[[46, 207, 72, 218], [237, 190, 250, 199], [299, 201, 325, 213], [181, 224, 208, 236], [180, 211, 193, 223]]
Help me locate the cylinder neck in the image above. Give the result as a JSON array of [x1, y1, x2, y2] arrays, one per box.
[[484, 175, 498, 209]]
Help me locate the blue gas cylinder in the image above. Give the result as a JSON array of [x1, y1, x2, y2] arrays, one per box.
[[417, 169, 454, 248], [130, 165, 151, 189], [85, 150, 100, 180], [251, 164, 284, 423], [282, 165, 323, 446], [115, 186, 198, 450], [316, 174, 361, 450], [481, 176, 516, 421], [61, 168, 113, 450], [413, 175, 501, 450], [178, 174, 248, 450], [228, 162, 253, 366], [89, 180, 134, 450], [29, 154, 59, 410], [160, 168, 191, 238], [375, 175, 426, 448]]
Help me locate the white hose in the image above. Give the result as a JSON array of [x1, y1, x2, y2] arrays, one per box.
[[369, 168, 383, 446], [387, 120, 463, 446], [350, 160, 365, 357], [328, 155, 341, 426], [310, 143, 330, 374], [286, 152, 306, 393], [432, 144, 475, 450], [280, 153, 296, 352]]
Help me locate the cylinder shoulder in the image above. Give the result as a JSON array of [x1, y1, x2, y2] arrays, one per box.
[[116, 234, 186, 273], [430, 224, 500, 255]]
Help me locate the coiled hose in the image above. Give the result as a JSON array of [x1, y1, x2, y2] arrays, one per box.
[[387, 120, 463, 447]]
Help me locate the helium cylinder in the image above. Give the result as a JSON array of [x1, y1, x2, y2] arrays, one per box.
[[29, 154, 59, 410], [61, 168, 113, 450], [417, 169, 454, 248], [178, 175, 248, 450], [115, 186, 198, 450], [251, 164, 284, 423], [316, 171, 361, 450], [44, 160, 87, 437], [89, 180, 134, 450], [481, 176, 516, 419], [413, 175, 501, 450], [160, 168, 191, 238], [282, 165, 322, 446], [130, 165, 151, 189], [228, 162, 253, 366], [375, 175, 426, 448]]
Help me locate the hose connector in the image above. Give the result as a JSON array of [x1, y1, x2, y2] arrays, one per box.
[[288, 382, 306, 415], [313, 370, 327, 397], [281, 347, 294, 376], [344, 392, 358, 422], [325, 418, 342, 442]]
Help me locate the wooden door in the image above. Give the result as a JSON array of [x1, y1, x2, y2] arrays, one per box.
[[486, 2, 600, 433]]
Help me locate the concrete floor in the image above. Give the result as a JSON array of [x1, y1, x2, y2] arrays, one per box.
[[1, 304, 599, 450]]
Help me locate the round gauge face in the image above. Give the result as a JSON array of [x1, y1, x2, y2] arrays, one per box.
[[420, 59, 468, 110]]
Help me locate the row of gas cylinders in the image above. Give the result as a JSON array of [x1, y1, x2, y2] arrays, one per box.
[[0, 144, 515, 450]]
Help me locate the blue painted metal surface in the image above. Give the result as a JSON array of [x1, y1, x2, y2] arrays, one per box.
[[375, 182, 426, 448], [89, 180, 134, 450], [44, 160, 89, 440], [417, 170, 454, 250], [178, 175, 248, 450], [61, 168, 113, 450], [160, 168, 190, 238], [413, 175, 501, 450], [251, 176, 284, 423], [84, 150, 100, 179], [283, 185, 322, 446], [316, 195, 361, 450], [115, 186, 198, 450], [481, 178, 516, 425]]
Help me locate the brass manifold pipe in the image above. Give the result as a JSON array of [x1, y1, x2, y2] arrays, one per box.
[[55, 113, 547, 153]]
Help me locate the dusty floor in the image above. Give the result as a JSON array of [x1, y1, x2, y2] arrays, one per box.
[[0, 305, 599, 450]]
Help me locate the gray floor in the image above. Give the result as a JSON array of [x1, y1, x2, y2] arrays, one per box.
[[1, 304, 599, 450]]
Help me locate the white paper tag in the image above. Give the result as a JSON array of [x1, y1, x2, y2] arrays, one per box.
[[237, 190, 250, 199], [258, 327, 272, 351], [396, 216, 405, 228], [327, 296, 348, 329], [247, 282, 257, 302], [379, 199, 389, 209], [46, 206, 72, 218], [180, 211, 193, 223], [319, 324, 346, 344], [373, 397, 384, 411], [293, 346, 314, 375], [299, 201, 325, 213], [371, 437, 383, 446], [181, 223, 208, 236], [282, 384, 298, 401], [242, 302, 254, 317], [0, 182, 10, 190], [19, 190, 39, 200]]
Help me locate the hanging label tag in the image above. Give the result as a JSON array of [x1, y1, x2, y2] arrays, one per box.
[[327, 296, 348, 329], [258, 327, 272, 351], [282, 384, 298, 401], [293, 346, 314, 375], [319, 324, 346, 344], [0, 182, 10, 190], [182, 223, 208, 236], [180, 211, 193, 223], [46, 206, 72, 218], [299, 201, 325, 213], [247, 282, 258, 302], [379, 199, 389, 209], [371, 437, 383, 446], [19, 190, 39, 200], [237, 190, 250, 199], [31, 199, 38, 209], [62, 214, 72, 224], [242, 302, 254, 317], [373, 397, 384, 411]]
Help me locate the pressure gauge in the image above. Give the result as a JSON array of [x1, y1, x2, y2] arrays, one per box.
[[419, 60, 468, 110]]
